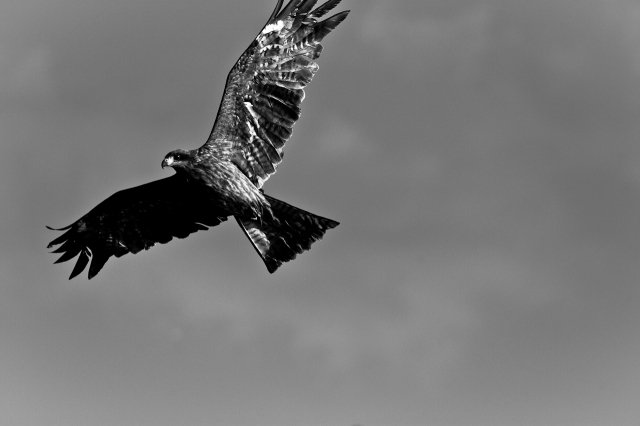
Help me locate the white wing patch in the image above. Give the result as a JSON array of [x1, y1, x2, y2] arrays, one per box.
[[243, 102, 261, 126], [262, 20, 285, 35]]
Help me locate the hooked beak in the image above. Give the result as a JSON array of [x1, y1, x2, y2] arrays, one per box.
[[161, 157, 173, 169]]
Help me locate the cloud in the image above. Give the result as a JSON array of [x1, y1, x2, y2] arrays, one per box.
[[3, 0, 640, 425], [485, 0, 640, 131], [360, 0, 492, 80], [0, 45, 55, 100]]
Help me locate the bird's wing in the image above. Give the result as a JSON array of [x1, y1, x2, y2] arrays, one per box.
[[202, 0, 349, 188], [47, 175, 228, 279]]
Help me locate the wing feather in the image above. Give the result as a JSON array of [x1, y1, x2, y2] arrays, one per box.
[[308, 0, 342, 19], [202, 0, 349, 188], [69, 250, 90, 280], [47, 175, 228, 279]]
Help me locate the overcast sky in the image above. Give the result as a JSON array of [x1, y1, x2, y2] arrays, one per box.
[[2, 0, 640, 425]]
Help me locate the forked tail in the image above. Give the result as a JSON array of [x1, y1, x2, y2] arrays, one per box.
[[236, 194, 339, 273]]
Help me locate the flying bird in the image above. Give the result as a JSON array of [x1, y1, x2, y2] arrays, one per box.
[[47, 0, 348, 279]]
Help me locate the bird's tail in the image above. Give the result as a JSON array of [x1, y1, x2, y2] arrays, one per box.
[[235, 194, 339, 273]]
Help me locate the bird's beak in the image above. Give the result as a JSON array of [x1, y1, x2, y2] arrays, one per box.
[[161, 157, 173, 169]]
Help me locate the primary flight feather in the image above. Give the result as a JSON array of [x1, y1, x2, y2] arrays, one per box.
[[47, 0, 348, 279]]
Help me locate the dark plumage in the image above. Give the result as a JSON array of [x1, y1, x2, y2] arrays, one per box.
[[48, 0, 348, 279]]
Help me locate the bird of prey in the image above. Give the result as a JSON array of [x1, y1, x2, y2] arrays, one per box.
[[47, 0, 348, 279]]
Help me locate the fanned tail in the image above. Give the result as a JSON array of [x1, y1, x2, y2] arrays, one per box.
[[236, 194, 339, 273]]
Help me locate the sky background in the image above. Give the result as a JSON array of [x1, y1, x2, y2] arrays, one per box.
[[1, 0, 640, 425]]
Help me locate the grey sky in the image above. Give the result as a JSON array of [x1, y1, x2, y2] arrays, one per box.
[[2, 0, 640, 425]]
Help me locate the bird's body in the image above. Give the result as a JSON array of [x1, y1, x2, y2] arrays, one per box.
[[165, 148, 272, 220], [48, 0, 348, 279]]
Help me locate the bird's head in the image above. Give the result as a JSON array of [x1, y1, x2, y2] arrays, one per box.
[[161, 149, 193, 170]]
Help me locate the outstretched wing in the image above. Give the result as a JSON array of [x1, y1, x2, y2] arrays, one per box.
[[202, 0, 349, 188], [47, 175, 228, 280]]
